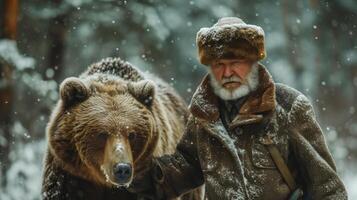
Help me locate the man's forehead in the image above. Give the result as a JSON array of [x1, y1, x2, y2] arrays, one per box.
[[213, 58, 248, 64]]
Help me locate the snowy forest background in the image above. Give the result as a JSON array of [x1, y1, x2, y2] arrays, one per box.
[[0, 0, 356, 199]]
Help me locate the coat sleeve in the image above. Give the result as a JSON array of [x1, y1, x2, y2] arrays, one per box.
[[151, 115, 205, 199], [288, 94, 348, 200]]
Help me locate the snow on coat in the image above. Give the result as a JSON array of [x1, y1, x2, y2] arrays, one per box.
[[153, 63, 347, 200]]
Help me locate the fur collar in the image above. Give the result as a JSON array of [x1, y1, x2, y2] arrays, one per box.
[[189, 63, 276, 126]]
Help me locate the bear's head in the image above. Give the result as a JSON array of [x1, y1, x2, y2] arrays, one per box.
[[48, 75, 158, 187]]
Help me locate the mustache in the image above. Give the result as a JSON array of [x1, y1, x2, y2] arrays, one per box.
[[221, 76, 246, 85]]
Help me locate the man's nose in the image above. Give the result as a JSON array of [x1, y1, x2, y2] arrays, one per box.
[[222, 66, 233, 78]]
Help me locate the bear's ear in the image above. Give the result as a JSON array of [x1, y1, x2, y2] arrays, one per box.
[[127, 80, 155, 107], [60, 77, 90, 108]]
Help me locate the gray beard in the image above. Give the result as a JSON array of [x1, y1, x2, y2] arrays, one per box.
[[208, 63, 259, 100]]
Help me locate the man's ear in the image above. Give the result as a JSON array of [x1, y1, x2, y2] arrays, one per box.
[[127, 80, 155, 107], [60, 77, 90, 108]]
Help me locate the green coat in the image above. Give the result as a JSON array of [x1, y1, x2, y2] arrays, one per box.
[[152, 64, 347, 200]]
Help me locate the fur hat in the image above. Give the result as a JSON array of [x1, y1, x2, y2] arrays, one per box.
[[196, 17, 266, 65]]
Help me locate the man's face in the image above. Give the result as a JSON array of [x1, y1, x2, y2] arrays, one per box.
[[210, 58, 253, 91], [208, 58, 259, 100]]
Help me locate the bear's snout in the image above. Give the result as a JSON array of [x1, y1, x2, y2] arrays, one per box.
[[101, 135, 134, 186], [113, 163, 132, 184]]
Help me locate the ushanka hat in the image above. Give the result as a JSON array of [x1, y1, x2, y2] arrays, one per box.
[[196, 17, 266, 65]]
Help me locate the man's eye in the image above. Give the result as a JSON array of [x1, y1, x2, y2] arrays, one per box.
[[216, 63, 224, 68]]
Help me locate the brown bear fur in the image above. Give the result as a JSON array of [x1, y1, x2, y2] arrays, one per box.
[[41, 58, 192, 199]]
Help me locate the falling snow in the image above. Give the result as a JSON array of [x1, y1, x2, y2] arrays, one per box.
[[0, 0, 356, 199]]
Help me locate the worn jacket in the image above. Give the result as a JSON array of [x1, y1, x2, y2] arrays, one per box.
[[153, 64, 347, 200]]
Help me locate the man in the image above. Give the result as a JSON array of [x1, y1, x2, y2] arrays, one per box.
[[132, 17, 347, 200]]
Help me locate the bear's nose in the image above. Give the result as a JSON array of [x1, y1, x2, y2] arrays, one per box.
[[113, 163, 132, 184]]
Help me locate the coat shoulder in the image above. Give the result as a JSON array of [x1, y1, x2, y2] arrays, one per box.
[[275, 83, 312, 113], [275, 83, 316, 127]]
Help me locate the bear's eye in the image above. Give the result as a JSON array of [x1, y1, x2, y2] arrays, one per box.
[[97, 132, 108, 141], [128, 133, 136, 141]]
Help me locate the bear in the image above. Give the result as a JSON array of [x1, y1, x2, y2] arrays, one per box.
[[41, 57, 199, 199]]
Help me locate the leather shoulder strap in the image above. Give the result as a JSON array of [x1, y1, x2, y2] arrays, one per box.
[[261, 135, 297, 191]]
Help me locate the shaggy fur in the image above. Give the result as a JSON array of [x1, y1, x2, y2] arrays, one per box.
[[41, 57, 195, 199], [196, 17, 266, 65]]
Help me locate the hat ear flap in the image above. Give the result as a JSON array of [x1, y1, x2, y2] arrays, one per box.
[[127, 80, 155, 107], [60, 77, 90, 108]]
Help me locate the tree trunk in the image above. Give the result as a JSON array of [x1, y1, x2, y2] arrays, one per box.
[[0, 0, 18, 187], [3, 0, 18, 40], [281, 0, 304, 90], [46, 0, 69, 82]]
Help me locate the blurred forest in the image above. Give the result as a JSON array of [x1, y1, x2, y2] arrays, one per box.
[[0, 0, 356, 199]]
